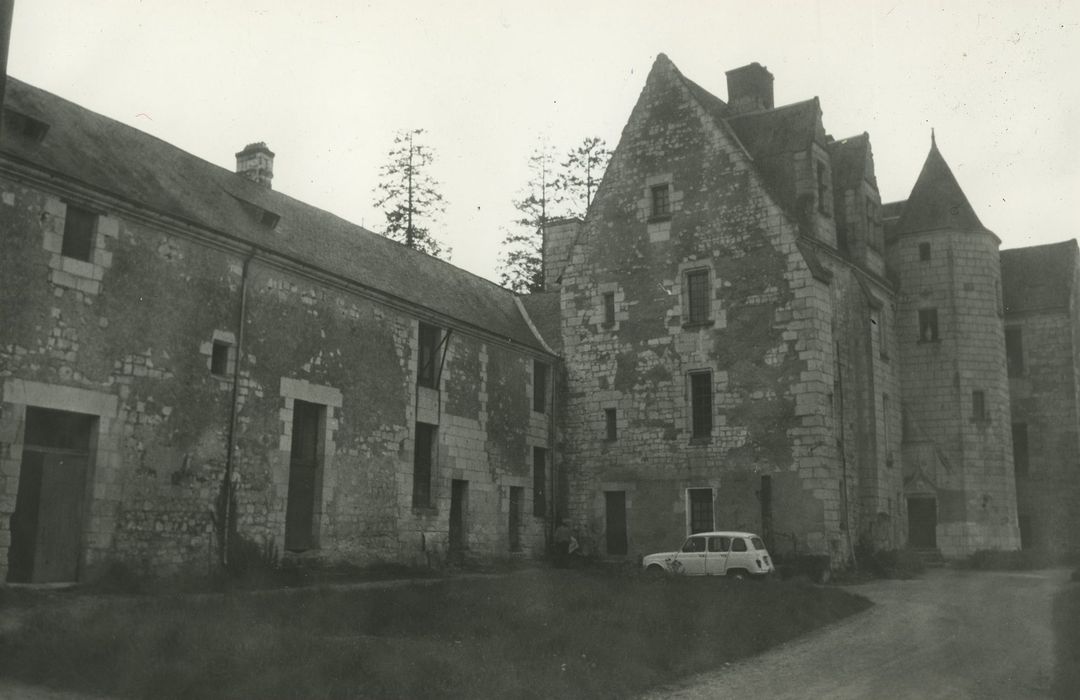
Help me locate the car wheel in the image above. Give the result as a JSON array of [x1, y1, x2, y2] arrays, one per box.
[[645, 564, 667, 579]]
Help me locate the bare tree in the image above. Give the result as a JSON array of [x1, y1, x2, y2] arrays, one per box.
[[559, 137, 611, 217], [497, 141, 563, 293], [373, 129, 449, 258]]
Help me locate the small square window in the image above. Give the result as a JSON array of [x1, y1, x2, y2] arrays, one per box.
[[651, 184, 670, 219], [604, 408, 617, 441], [62, 204, 97, 262], [919, 242, 932, 261], [210, 341, 232, 376], [602, 292, 616, 326]]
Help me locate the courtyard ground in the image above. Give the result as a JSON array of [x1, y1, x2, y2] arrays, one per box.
[[0, 567, 868, 699]]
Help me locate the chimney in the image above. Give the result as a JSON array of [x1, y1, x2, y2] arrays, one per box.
[[235, 142, 275, 188], [725, 63, 774, 115]]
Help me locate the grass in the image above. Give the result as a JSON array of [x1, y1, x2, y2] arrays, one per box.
[[0, 569, 871, 699], [1054, 578, 1080, 699]]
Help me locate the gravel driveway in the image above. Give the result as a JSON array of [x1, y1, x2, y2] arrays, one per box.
[[644, 567, 1072, 699]]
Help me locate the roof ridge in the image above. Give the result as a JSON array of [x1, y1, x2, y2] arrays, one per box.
[[724, 97, 819, 121]]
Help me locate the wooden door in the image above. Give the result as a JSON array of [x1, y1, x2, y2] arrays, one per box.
[[449, 480, 467, 552], [32, 454, 88, 582], [605, 491, 627, 555], [907, 497, 937, 549], [285, 401, 321, 552]]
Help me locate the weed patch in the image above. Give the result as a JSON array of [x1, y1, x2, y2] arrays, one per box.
[[0, 570, 870, 698]]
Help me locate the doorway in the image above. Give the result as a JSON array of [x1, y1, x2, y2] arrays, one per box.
[[285, 400, 322, 552], [8, 408, 94, 583], [605, 491, 627, 555], [449, 480, 468, 552], [907, 497, 937, 549]]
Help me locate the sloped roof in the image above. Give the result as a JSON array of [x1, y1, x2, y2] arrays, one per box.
[[1001, 240, 1078, 314], [1, 77, 548, 353], [518, 291, 562, 353], [894, 137, 992, 238], [726, 99, 821, 159], [828, 133, 877, 192]]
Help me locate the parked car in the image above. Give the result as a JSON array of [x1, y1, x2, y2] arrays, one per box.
[[642, 531, 774, 578]]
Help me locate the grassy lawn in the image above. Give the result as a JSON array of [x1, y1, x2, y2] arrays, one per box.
[[0, 569, 870, 698]]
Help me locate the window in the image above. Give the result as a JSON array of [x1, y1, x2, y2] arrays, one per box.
[[685, 269, 711, 325], [532, 446, 547, 516], [412, 423, 436, 508], [61, 204, 97, 262], [508, 486, 523, 552], [816, 161, 830, 215], [919, 242, 932, 261], [689, 371, 713, 439], [972, 390, 988, 422], [417, 322, 440, 389], [650, 184, 670, 219], [602, 291, 616, 326], [604, 408, 617, 442], [1012, 423, 1029, 475], [1005, 327, 1024, 377], [708, 536, 730, 552], [210, 341, 232, 376], [731, 537, 748, 552], [682, 537, 706, 553], [688, 488, 714, 534], [533, 360, 549, 413], [918, 308, 939, 342]]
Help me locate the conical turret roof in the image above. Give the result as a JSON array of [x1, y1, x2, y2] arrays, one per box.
[[894, 134, 991, 237]]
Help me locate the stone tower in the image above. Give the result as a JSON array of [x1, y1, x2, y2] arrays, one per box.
[[887, 135, 1019, 555]]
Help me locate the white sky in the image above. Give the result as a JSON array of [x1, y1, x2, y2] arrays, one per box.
[[9, 1, 1080, 281]]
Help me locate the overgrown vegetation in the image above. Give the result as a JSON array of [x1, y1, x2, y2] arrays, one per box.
[[0, 570, 870, 698]]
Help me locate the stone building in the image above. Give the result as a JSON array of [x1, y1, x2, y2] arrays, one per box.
[[0, 78, 558, 582], [1, 53, 1077, 583]]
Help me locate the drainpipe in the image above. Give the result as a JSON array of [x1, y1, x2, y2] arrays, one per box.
[[836, 341, 857, 570], [221, 249, 256, 567]]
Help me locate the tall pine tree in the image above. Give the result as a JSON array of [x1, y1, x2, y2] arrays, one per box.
[[373, 129, 449, 259], [498, 142, 562, 293], [559, 137, 611, 217]]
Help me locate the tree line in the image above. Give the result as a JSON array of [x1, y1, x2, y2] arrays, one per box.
[[372, 130, 611, 293]]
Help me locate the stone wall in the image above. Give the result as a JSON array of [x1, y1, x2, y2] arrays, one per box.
[[0, 172, 551, 581]]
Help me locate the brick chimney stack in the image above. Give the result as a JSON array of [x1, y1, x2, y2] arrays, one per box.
[[235, 142, 275, 188], [725, 63, 774, 115]]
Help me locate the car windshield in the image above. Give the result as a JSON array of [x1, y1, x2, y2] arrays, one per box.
[[751, 537, 765, 550]]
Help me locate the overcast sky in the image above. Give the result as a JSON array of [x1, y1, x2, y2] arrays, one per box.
[[9, 1, 1079, 282]]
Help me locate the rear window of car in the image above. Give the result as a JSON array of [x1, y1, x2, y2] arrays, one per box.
[[731, 538, 748, 552], [751, 537, 765, 550]]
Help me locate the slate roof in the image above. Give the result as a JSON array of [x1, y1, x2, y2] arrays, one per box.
[[894, 138, 991, 238], [1001, 240, 1078, 314], [726, 99, 822, 159], [518, 291, 562, 353], [1, 77, 549, 353]]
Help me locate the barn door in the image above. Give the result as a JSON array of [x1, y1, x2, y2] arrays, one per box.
[[285, 400, 322, 552], [32, 454, 89, 582]]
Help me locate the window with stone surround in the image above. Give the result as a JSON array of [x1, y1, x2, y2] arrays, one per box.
[[650, 184, 671, 220], [1012, 423, 1029, 475], [918, 308, 939, 342], [688, 488, 714, 534], [605, 408, 617, 441], [685, 268, 711, 326], [61, 204, 97, 262], [689, 371, 713, 440], [816, 161, 830, 216], [417, 322, 440, 389], [412, 422, 437, 508], [533, 360, 549, 413], [971, 390, 988, 422], [602, 291, 616, 326], [532, 446, 547, 517], [1005, 327, 1024, 377], [210, 340, 233, 377], [919, 242, 932, 261]]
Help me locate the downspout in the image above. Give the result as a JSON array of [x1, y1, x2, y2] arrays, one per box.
[[221, 249, 256, 567], [836, 341, 856, 570]]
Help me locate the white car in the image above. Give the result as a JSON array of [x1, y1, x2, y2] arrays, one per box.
[[642, 531, 774, 578]]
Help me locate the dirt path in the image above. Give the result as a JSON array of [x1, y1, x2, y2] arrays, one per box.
[[645, 568, 1072, 699]]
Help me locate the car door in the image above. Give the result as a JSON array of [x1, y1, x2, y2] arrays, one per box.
[[674, 536, 707, 575], [706, 536, 730, 575], [729, 536, 750, 571]]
